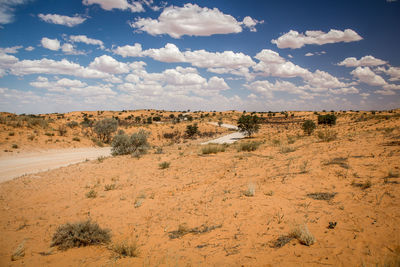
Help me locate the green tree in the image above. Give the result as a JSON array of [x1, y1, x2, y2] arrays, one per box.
[[237, 115, 260, 137], [94, 118, 118, 143], [302, 120, 316, 135], [317, 114, 337, 126]]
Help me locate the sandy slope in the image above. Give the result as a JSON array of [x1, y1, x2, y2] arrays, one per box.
[[0, 147, 111, 183]]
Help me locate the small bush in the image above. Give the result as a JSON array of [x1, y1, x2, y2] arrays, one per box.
[[185, 123, 199, 138], [51, 220, 110, 250], [302, 120, 316, 135], [66, 121, 79, 128], [104, 184, 116, 191], [94, 118, 118, 143], [86, 190, 97, 198], [318, 114, 337, 126], [111, 240, 139, 258], [243, 183, 255, 197], [111, 129, 150, 157], [159, 161, 170, 169], [12, 144, 18, 149], [58, 125, 67, 136], [317, 129, 337, 142], [238, 141, 261, 152], [72, 137, 80, 142], [201, 144, 226, 154], [45, 132, 54, 136], [8, 132, 15, 136]]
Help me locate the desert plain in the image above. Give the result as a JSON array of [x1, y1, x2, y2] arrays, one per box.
[[0, 109, 399, 266]]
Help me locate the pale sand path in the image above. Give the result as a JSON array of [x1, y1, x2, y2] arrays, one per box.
[[0, 123, 243, 183], [0, 147, 111, 183], [201, 122, 246, 145]]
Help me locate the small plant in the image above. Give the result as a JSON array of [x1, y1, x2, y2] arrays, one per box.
[[237, 141, 261, 152], [289, 224, 315, 246], [300, 160, 309, 173], [302, 120, 316, 135], [111, 240, 139, 258], [159, 161, 170, 169], [51, 220, 110, 250], [66, 121, 79, 128], [280, 145, 296, 153], [45, 132, 54, 136], [12, 144, 18, 149], [72, 137, 80, 142], [201, 143, 226, 154], [317, 129, 337, 142], [307, 192, 336, 201], [154, 147, 163, 154], [104, 184, 116, 191], [86, 190, 97, 198], [8, 132, 15, 136], [351, 180, 372, 190]]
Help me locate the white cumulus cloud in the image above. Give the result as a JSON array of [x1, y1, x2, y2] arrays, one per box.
[[351, 66, 387, 86], [88, 55, 130, 74], [130, 4, 259, 38], [338, 55, 387, 67], [82, 0, 144, 12], [69, 35, 104, 49], [271, 29, 362, 49], [41, 37, 60, 51], [38, 13, 86, 27]]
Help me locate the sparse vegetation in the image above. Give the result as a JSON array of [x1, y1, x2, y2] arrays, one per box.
[[237, 141, 261, 152], [51, 220, 110, 250], [185, 123, 199, 138], [317, 129, 337, 142], [168, 223, 222, 239], [201, 143, 227, 154]]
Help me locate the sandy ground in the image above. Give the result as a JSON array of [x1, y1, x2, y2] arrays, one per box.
[[0, 110, 399, 266], [0, 147, 111, 183], [202, 123, 245, 145]]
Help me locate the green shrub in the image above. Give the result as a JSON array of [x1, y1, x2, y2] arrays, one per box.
[[159, 161, 170, 169], [317, 114, 337, 126], [86, 190, 97, 198], [66, 121, 79, 128], [302, 120, 316, 135], [51, 220, 110, 250], [185, 123, 199, 138], [237, 141, 261, 152], [111, 129, 150, 157], [201, 144, 226, 154], [94, 118, 118, 143], [237, 115, 260, 137]]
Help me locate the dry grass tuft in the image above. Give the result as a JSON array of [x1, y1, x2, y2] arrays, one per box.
[[111, 240, 139, 258], [169, 223, 222, 239], [201, 143, 227, 154], [289, 224, 315, 246], [307, 192, 336, 201]]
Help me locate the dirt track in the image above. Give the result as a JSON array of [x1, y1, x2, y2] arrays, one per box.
[[0, 147, 111, 183]]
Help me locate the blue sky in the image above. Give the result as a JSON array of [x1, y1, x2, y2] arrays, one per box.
[[0, 0, 399, 114]]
